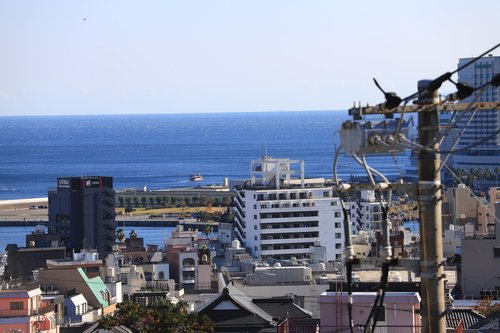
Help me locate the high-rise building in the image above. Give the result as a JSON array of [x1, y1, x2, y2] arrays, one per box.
[[48, 176, 115, 255], [446, 55, 500, 189], [233, 156, 344, 261]]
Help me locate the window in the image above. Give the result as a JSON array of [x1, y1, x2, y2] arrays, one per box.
[[335, 243, 342, 249], [331, 201, 337, 206], [10, 302, 23, 310], [335, 233, 341, 239], [254, 215, 257, 219], [254, 204, 257, 209], [254, 225, 257, 230], [494, 247, 500, 258], [335, 254, 342, 260], [254, 235, 258, 241], [335, 222, 341, 228], [323, 192, 330, 198], [334, 212, 341, 218]]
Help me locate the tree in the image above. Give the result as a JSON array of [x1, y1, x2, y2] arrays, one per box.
[[203, 225, 213, 239], [98, 299, 214, 333], [116, 228, 125, 243], [473, 298, 500, 317], [117, 196, 125, 207], [129, 229, 138, 239], [140, 196, 147, 208], [222, 196, 232, 207], [213, 198, 222, 207]]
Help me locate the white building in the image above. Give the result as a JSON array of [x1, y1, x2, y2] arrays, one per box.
[[233, 156, 344, 261], [349, 190, 383, 233]]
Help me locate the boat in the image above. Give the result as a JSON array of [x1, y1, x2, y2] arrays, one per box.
[[189, 174, 203, 182]]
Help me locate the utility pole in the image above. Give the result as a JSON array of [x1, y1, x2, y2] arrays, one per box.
[[416, 80, 446, 332], [346, 89, 498, 333]]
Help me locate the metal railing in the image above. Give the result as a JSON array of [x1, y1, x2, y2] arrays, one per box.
[[318, 325, 422, 333]]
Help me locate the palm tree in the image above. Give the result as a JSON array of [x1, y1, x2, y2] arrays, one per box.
[[476, 168, 485, 180], [116, 228, 125, 243], [484, 168, 494, 181], [129, 229, 138, 239], [162, 196, 169, 207]]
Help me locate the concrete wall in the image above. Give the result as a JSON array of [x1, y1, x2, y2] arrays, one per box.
[[319, 292, 421, 332], [461, 201, 500, 297]]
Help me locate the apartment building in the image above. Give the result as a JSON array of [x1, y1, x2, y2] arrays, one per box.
[[0, 283, 59, 332], [349, 190, 384, 233], [233, 156, 344, 261]]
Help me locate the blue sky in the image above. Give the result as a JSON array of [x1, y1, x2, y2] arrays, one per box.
[[0, 1, 499, 116]]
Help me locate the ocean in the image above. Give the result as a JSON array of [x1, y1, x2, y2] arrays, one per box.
[[0, 111, 410, 200], [0, 225, 189, 254], [0, 111, 412, 250]]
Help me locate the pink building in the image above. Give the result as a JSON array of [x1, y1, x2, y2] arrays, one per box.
[[0, 283, 59, 333], [320, 291, 421, 332]]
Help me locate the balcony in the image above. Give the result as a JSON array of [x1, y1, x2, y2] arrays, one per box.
[[259, 215, 319, 223], [260, 248, 309, 256], [234, 206, 246, 220], [0, 304, 55, 318], [234, 195, 245, 208], [260, 237, 318, 245], [260, 226, 319, 234]]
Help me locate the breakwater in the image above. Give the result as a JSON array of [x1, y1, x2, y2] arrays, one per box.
[[116, 219, 218, 231], [0, 219, 218, 231]]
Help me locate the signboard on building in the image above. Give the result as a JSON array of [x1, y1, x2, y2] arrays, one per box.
[[82, 177, 101, 188], [57, 178, 70, 189]]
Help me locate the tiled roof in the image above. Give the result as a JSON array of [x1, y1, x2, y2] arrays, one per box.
[[446, 309, 485, 329], [197, 285, 276, 329], [470, 312, 500, 330], [253, 297, 312, 320]]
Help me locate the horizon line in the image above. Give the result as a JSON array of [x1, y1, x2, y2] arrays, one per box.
[[0, 109, 347, 117]]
